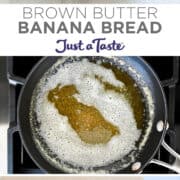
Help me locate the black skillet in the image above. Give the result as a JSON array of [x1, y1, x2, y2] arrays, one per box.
[[17, 56, 169, 173]]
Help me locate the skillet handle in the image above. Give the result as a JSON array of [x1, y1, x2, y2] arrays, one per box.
[[150, 140, 180, 173]]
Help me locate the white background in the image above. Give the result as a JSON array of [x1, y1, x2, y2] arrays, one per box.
[[0, 4, 180, 56]]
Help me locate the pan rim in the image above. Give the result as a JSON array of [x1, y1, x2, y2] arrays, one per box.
[[17, 57, 61, 173], [126, 56, 167, 173], [17, 56, 167, 174]]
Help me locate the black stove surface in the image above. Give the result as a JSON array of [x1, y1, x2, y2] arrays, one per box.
[[7, 56, 180, 174]]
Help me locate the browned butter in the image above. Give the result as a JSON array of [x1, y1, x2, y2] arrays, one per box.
[[101, 62, 144, 130], [48, 85, 120, 144], [47, 62, 144, 145]]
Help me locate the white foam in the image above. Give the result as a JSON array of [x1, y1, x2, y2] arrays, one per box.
[[33, 59, 141, 169]]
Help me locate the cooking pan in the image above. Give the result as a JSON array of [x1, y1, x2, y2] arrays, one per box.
[[17, 56, 180, 173]]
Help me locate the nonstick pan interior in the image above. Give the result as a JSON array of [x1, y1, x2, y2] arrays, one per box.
[[17, 56, 167, 173]]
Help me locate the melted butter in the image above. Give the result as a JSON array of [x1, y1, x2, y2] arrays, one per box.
[[94, 75, 127, 94], [100, 62, 144, 129], [48, 85, 120, 144]]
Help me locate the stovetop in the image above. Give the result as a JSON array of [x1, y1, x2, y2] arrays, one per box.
[[7, 56, 180, 174]]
